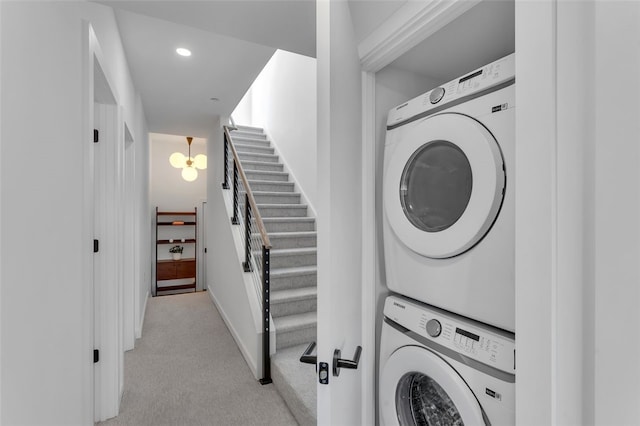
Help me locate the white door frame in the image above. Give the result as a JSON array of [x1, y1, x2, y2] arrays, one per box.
[[357, 2, 485, 423], [124, 124, 136, 352], [82, 22, 125, 423]]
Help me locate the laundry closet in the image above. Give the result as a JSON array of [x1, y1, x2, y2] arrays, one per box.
[[369, 1, 515, 424]]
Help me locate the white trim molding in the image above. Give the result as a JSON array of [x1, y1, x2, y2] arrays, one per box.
[[360, 70, 377, 426], [358, 0, 480, 72]]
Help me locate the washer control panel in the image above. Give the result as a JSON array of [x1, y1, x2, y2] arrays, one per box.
[[384, 295, 515, 375], [387, 53, 515, 127]]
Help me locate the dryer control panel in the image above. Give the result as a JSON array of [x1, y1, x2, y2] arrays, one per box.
[[384, 295, 515, 375], [387, 53, 515, 128]]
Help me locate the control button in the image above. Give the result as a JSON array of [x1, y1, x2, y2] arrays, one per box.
[[429, 87, 445, 104], [426, 319, 442, 337]]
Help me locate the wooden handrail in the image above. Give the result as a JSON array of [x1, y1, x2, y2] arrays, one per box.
[[223, 125, 272, 249]]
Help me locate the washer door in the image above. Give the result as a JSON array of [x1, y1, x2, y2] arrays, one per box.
[[384, 113, 505, 258], [380, 346, 486, 426]]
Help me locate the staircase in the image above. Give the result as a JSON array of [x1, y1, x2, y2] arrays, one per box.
[[230, 125, 317, 425]]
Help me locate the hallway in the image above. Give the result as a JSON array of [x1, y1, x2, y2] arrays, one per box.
[[100, 291, 297, 426]]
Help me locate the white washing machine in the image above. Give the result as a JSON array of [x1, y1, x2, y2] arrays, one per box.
[[379, 295, 515, 425], [382, 54, 515, 332]]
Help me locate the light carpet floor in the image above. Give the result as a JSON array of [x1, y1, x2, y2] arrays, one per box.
[[99, 291, 298, 426]]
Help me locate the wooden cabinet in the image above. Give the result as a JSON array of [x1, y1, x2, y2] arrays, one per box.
[[155, 208, 197, 295]]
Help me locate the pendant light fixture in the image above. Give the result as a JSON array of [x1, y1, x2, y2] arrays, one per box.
[[169, 136, 207, 182]]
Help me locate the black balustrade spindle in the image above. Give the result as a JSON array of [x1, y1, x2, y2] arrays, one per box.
[[259, 245, 272, 385], [243, 193, 252, 272], [222, 132, 229, 189], [232, 160, 239, 225]]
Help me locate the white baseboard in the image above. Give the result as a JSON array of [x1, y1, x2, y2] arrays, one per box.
[[135, 290, 149, 339], [207, 286, 259, 380]]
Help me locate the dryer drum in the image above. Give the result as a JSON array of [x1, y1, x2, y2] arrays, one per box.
[[396, 372, 464, 426]]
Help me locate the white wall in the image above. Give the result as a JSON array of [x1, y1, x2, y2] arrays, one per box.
[[232, 50, 318, 211], [0, 2, 148, 424], [205, 117, 264, 378], [150, 133, 206, 293], [516, 1, 640, 424], [150, 133, 207, 211], [592, 2, 640, 424]]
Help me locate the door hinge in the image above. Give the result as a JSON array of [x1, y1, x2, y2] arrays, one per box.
[[94, 349, 99, 363], [93, 239, 99, 253], [93, 129, 99, 143]]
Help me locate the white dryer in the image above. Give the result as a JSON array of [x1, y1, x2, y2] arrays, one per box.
[[379, 295, 515, 425], [382, 54, 515, 331]]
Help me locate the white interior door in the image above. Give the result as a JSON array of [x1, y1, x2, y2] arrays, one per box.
[[316, 1, 364, 424]]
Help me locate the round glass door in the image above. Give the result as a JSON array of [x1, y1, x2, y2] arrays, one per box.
[[383, 113, 505, 259], [379, 345, 486, 426], [396, 372, 464, 425], [400, 141, 473, 233]]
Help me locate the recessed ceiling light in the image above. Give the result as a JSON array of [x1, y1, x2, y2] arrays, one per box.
[[176, 48, 191, 57]]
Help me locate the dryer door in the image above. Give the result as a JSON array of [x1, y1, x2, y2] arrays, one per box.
[[384, 113, 505, 258], [380, 345, 486, 426]]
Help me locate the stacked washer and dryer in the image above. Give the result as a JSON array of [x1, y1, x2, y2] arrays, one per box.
[[379, 54, 516, 425]]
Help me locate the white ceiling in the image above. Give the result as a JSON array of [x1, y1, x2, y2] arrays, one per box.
[[97, 0, 315, 137], [112, 8, 276, 137], [98, 0, 513, 138]]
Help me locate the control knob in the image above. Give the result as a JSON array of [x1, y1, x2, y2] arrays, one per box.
[[426, 319, 442, 337], [429, 87, 445, 104]]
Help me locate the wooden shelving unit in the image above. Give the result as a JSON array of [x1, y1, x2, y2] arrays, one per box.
[[155, 207, 197, 296]]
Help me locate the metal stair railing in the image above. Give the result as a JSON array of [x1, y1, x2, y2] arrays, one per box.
[[222, 125, 273, 385]]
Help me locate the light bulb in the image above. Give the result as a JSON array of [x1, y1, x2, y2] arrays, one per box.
[[182, 166, 198, 182], [169, 152, 185, 168], [194, 154, 207, 169]]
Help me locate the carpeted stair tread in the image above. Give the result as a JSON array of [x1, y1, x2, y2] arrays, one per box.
[[231, 130, 268, 140], [272, 343, 317, 426], [273, 311, 317, 333], [270, 265, 317, 278], [271, 286, 317, 304], [235, 124, 264, 133], [240, 160, 284, 172], [234, 144, 275, 155], [262, 217, 315, 228], [270, 247, 317, 256], [247, 180, 296, 192], [244, 170, 290, 182], [238, 152, 280, 163]]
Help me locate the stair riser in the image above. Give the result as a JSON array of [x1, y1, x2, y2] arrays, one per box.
[[276, 325, 317, 351], [270, 252, 317, 269], [269, 235, 317, 250], [271, 273, 317, 291], [242, 162, 284, 172], [254, 193, 301, 204], [235, 145, 275, 155], [232, 130, 267, 140], [264, 220, 315, 233], [239, 153, 280, 163], [248, 182, 295, 192], [272, 298, 317, 318], [244, 171, 289, 182], [259, 206, 308, 218]]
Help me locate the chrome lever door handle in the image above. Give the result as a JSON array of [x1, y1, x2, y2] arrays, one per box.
[[299, 341, 317, 365], [333, 345, 362, 376]]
